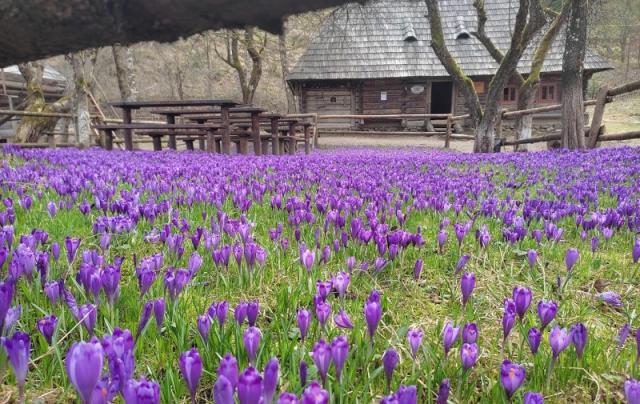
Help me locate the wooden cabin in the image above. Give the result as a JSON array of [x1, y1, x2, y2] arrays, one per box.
[[287, 0, 611, 134]]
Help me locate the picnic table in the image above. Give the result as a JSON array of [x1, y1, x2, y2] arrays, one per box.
[[109, 99, 238, 152]]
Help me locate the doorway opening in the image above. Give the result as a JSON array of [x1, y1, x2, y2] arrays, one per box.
[[430, 82, 453, 114]]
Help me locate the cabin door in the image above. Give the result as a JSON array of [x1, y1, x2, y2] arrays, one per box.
[[430, 82, 453, 114]]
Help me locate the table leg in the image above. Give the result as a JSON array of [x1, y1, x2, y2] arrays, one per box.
[[207, 129, 215, 153], [123, 108, 133, 151], [261, 139, 270, 155], [221, 107, 231, 155], [166, 115, 177, 150], [185, 139, 195, 151], [271, 119, 280, 155], [198, 137, 206, 151], [251, 113, 261, 156], [304, 125, 312, 155], [239, 138, 248, 155], [288, 123, 296, 155], [215, 139, 221, 153], [152, 135, 162, 151]]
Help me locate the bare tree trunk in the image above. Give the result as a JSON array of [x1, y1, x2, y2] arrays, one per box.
[[67, 51, 98, 147], [514, 86, 535, 151], [15, 62, 69, 143], [112, 44, 137, 101], [561, 0, 588, 150], [279, 17, 297, 113]]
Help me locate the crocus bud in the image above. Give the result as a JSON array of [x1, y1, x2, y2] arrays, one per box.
[[299, 361, 308, 388], [633, 239, 640, 264], [2, 331, 30, 394], [565, 248, 579, 272], [460, 272, 475, 306], [462, 323, 478, 344], [312, 339, 332, 385], [66, 339, 104, 403], [527, 249, 537, 269], [570, 323, 587, 359], [436, 379, 450, 404], [179, 348, 202, 403], [136, 301, 153, 340], [213, 375, 234, 404], [549, 326, 571, 359], [153, 298, 165, 330], [197, 314, 211, 344], [500, 360, 526, 399], [503, 299, 516, 341], [297, 308, 311, 340], [413, 259, 423, 281], [527, 327, 542, 354], [455, 254, 470, 274], [315, 301, 331, 328], [333, 271, 350, 297], [382, 348, 400, 390], [407, 328, 424, 359], [218, 353, 239, 389], [301, 249, 315, 272], [301, 382, 328, 404], [523, 391, 544, 404], [460, 343, 478, 370], [37, 315, 58, 345], [123, 377, 161, 404], [51, 241, 60, 262], [243, 327, 262, 365], [238, 367, 263, 404], [262, 358, 280, 404], [442, 322, 460, 357], [64, 236, 81, 265], [331, 335, 349, 381], [512, 286, 532, 320], [334, 309, 354, 329], [625, 379, 640, 404], [247, 301, 259, 327], [277, 392, 299, 404], [537, 300, 558, 330], [364, 290, 382, 340]]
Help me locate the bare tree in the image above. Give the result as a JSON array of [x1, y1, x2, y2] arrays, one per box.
[[215, 27, 267, 104], [15, 62, 70, 143], [279, 17, 298, 113], [561, 0, 588, 149], [66, 49, 99, 147], [425, 0, 547, 152], [112, 44, 137, 101], [473, 1, 569, 151]]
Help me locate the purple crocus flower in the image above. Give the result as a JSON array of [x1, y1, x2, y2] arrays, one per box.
[[164, 268, 190, 301], [218, 353, 239, 390], [301, 382, 329, 404], [44, 281, 61, 306], [460, 342, 479, 370], [243, 326, 262, 365], [312, 339, 332, 384], [346, 256, 356, 272], [570, 323, 587, 359], [179, 348, 202, 403], [597, 291, 623, 307], [123, 377, 161, 404], [513, 286, 532, 320], [619, 323, 631, 349], [364, 290, 382, 340], [383, 348, 400, 389], [299, 360, 308, 388], [331, 335, 349, 381], [77, 304, 97, 335], [213, 375, 234, 404], [549, 326, 571, 359], [455, 254, 470, 274], [523, 391, 544, 404], [436, 379, 450, 404], [64, 236, 81, 265], [591, 236, 600, 253], [500, 360, 526, 399], [66, 339, 104, 404], [101, 264, 121, 305], [527, 249, 537, 269], [136, 301, 153, 340], [462, 323, 478, 344], [238, 367, 263, 404], [460, 272, 475, 306], [102, 328, 135, 394], [442, 322, 460, 357], [247, 300, 259, 326], [37, 315, 58, 345], [334, 309, 354, 329], [565, 248, 579, 272], [413, 259, 423, 280], [263, 358, 280, 404], [301, 249, 315, 272], [47, 201, 57, 217], [528, 327, 542, 354], [0, 279, 14, 330], [2, 331, 30, 397], [503, 299, 516, 341], [315, 301, 331, 328], [625, 379, 640, 404], [197, 314, 211, 343], [407, 328, 423, 359], [437, 230, 448, 253], [333, 271, 350, 297], [277, 392, 299, 404], [297, 308, 311, 340], [235, 302, 248, 325], [51, 241, 60, 262], [633, 239, 640, 264], [153, 298, 165, 330], [537, 300, 558, 330]]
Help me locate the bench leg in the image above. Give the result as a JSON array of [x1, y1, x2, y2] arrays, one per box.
[[261, 140, 270, 155], [168, 133, 177, 150], [198, 138, 206, 151], [304, 127, 312, 155], [104, 131, 114, 151], [152, 136, 162, 151], [185, 140, 195, 151], [289, 138, 296, 155], [207, 130, 215, 153], [215, 139, 222, 153], [239, 138, 248, 155]]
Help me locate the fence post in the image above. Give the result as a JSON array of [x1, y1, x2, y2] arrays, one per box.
[[444, 115, 452, 149], [587, 85, 608, 149]]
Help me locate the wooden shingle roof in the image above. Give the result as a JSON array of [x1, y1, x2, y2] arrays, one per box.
[[288, 0, 611, 81]]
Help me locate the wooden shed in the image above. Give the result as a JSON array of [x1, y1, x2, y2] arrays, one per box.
[[287, 0, 611, 132]]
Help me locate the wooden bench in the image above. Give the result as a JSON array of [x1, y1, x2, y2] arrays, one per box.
[[93, 123, 222, 151]]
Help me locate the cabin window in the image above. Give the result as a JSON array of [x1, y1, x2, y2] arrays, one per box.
[[502, 86, 517, 103], [539, 84, 557, 103], [473, 81, 485, 94], [330, 97, 337, 103]]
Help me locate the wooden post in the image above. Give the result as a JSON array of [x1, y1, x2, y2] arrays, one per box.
[[221, 107, 231, 155], [587, 86, 608, 149], [261, 139, 270, 155], [271, 118, 280, 155], [495, 111, 504, 151], [104, 130, 114, 151], [47, 133, 56, 148], [206, 129, 216, 153], [313, 113, 319, 149], [198, 137, 206, 151], [288, 122, 297, 155], [251, 113, 261, 156], [444, 115, 452, 149], [166, 114, 177, 150], [122, 108, 133, 151], [239, 138, 248, 155], [279, 130, 287, 155], [151, 135, 162, 151], [304, 123, 312, 155]]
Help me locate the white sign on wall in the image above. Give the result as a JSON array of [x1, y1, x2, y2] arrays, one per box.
[[381, 91, 388, 101], [411, 85, 425, 94]]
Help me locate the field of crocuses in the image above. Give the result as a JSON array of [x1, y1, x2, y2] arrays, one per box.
[[1, 145, 640, 403]]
